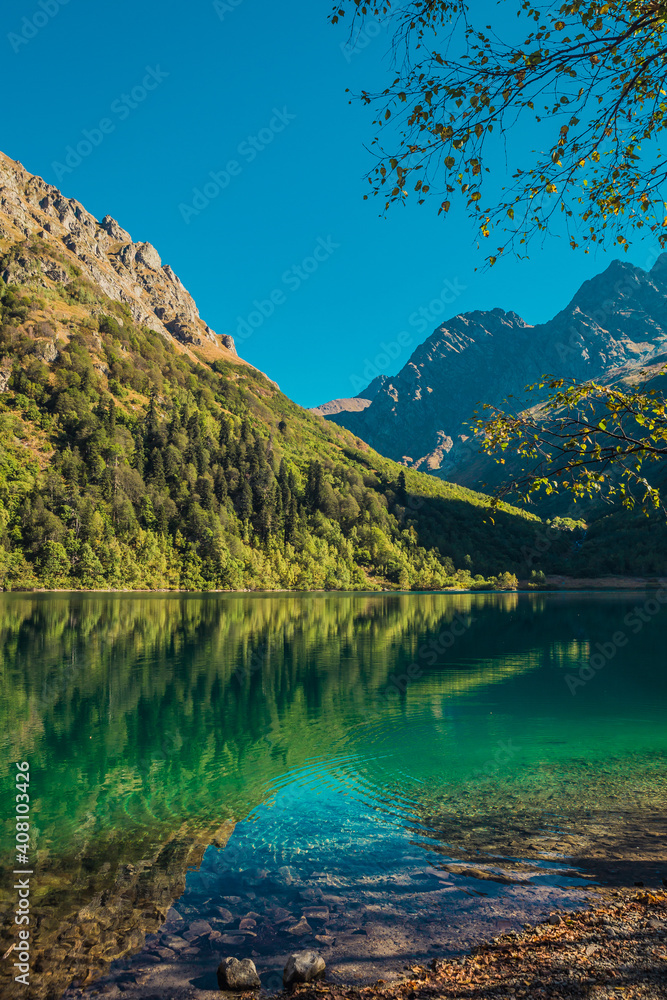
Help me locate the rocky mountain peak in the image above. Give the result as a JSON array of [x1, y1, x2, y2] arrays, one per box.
[[650, 251, 667, 280], [322, 256, 667, 474], [0, 151, 237, 355], [355, 373, 389, 400], [101, 214, 132, 242]]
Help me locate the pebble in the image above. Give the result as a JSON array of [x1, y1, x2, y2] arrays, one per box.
[[161, 936, 189, 951], [299, 888, 323, 902], [185, 919, 212, 938], [163, 908, 184, 928], [150, 947, 175, 960], [287, 918, 313, 936], [221, 934, 247, 946]]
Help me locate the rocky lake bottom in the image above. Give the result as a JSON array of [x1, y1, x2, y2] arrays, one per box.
[[63, 754, 667, 998]]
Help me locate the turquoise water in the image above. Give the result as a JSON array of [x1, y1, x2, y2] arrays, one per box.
[[0, 592, 666, 996]]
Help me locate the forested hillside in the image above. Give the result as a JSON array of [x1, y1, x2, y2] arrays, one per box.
[[0, 254, 557, 591]]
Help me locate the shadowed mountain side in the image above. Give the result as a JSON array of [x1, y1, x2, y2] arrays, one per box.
[[323, 256, 667, 477], [424, 356, 667, 577], [437, 353, 667, 493], [310, 375, 389, 418]]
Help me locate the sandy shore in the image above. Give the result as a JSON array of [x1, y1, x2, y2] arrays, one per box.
[[291, 888, 667, 1000]]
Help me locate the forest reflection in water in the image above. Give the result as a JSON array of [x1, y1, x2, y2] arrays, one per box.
[[0, 591, 665, 997]]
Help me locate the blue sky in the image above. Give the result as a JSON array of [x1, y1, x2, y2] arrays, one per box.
[[1, 0, 661, 406]]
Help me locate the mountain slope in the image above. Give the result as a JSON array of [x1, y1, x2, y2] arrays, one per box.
[[324, 256, 667, 477], [0, 152, 560, 591], [310, 374, 389, 417], [0, 152, 241, 356]]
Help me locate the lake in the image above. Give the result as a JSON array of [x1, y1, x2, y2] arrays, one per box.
[[0, 592, 665, 998]]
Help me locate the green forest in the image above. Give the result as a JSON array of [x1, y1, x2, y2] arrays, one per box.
[[0, 238, 580, 592], [0, 237, 661, 592]]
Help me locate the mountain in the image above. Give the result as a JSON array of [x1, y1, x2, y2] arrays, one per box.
[[309, 374, 388, 417], [321, 257, 667, 480], [449, 350, 667, 495], [0, 151, 559, 592], [0, 152, 239, 355]]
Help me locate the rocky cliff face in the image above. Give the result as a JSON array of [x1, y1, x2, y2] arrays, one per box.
[[325, 257, 667, 476], [0, 152, 237, 354]]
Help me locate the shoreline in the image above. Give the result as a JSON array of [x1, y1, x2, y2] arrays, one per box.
[[63, 888, 667, 1000], [290, 888, 667, 1000], [64, 805, 667, 1000], [2, 576, 667, 595]]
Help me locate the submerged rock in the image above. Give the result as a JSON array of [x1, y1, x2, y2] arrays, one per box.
[[275, 865, 295, 885], [186, 919, 212, 938], [287, 918, 312, 936], [217, 956, 261, 990], [283, 950, 325, 987]]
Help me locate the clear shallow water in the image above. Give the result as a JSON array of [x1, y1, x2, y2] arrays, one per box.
[[0, 592, 666, 996]]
